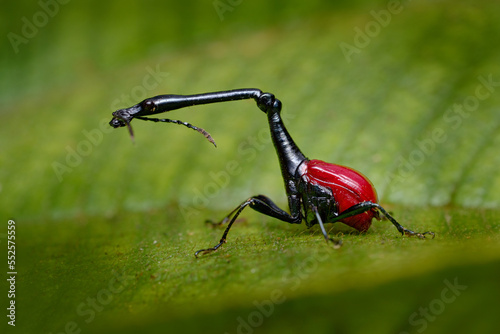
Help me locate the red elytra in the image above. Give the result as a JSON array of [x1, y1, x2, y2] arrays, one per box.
[[300, 159, 380, 232]]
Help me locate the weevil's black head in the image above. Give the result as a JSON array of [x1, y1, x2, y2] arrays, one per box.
[[109, 99, 158, 128], [109, 103, 143, 128], [109, 103, 144, 140], [109, 109, 130, 128], [109, 108, 132, 128]]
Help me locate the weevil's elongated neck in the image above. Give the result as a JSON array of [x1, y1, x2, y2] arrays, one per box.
[[141, 89, 263, 116], [265, 98, 307, 184]]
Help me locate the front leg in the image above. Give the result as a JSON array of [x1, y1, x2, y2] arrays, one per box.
[[308, 204, 342, 248], [195, 195, 302, 257], [301, 183, 342, 247]]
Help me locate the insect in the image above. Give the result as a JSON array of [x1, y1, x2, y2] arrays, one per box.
[[110, 89, 434, 257]]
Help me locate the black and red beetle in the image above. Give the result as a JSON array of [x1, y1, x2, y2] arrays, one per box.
[[110, 89, 434, 256]]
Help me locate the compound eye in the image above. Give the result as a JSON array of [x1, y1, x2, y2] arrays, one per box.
[[143, 99, 157, 112]]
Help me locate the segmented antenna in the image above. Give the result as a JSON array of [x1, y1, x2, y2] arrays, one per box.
[[135, 116, 217, 147]]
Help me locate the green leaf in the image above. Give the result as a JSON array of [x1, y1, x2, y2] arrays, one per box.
[[1, 1, 499, 333]]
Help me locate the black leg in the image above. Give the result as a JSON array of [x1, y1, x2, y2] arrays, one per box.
[[331, 202, 435, 239], [195, 195, 302, 257], [310, 204, 342, 248]]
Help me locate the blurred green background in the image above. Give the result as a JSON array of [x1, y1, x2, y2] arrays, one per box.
[[1, 0, 500, 333]]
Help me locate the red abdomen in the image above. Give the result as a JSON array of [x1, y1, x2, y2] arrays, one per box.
[[300, 159, 379, 232]]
